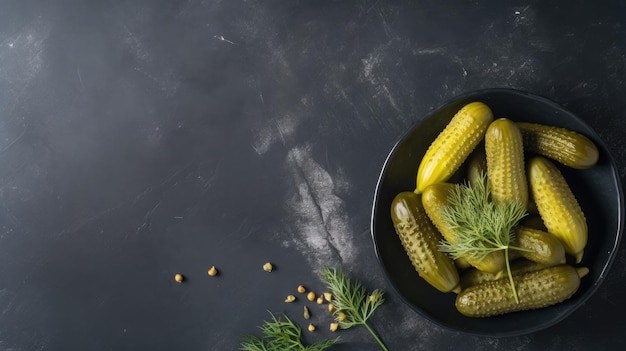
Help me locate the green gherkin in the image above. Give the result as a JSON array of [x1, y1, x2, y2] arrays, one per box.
[[485, 118, 529, 210], [391, 191, 461, 293], [415, 102, 493, 194], [517, 122, 599, 169], [510, 225, 566, 266], [456, 264, 588, 317], [527, 156, 588, 263], [459, 259, 548, 289]]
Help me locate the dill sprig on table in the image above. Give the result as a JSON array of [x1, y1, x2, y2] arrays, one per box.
[[240, 312, 338, 351], [322, 268, 388, 351], [437, 172, 527, 303]]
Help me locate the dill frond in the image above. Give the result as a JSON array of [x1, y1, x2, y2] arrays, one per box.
[[437, 172, 527, 302], [322, 268, 388, 351]]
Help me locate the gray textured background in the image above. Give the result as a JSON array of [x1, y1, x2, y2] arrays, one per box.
[[1, 1, 624, 350]]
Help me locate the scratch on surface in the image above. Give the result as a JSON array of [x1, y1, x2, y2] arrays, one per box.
[[229, 217, 256, 243], [272, 115, 287, 147], [379, 83, 399, 112], [413, 47, 446, 55], [0, 289, 15, 323], [9, 35, 21, 47], [1, 33, 21, 49], [0, 199, 21, 227], [76, 66, 85, 91], [203, 159, 221, 189], [251, 112, 299, 155], [55, 203, 127, 237], [0, 124, 27, 155], [53, 162, 195, 237], [135, 200, 162, 235], [213, 35, 237, 45], [195, 159, 221, 194], [361, 0, 381, 13], [377, 8, 393, 37], [135, 162, 196, 203], [451, 56, 468, 79], [515, 5, 531, 18]]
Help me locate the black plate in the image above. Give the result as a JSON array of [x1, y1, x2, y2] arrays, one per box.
[[370, 88, 624, 337]]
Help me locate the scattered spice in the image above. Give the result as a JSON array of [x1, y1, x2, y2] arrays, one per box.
[[337, 311, 346, 322], [303, 306, 310, 319], [208, 266, 218, 276], [241, 268, 386, 350], [323, 292, 332, 302]]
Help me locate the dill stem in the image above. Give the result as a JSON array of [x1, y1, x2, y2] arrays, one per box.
[[504, 247, 520, 304], [363, 322, 388, 351]]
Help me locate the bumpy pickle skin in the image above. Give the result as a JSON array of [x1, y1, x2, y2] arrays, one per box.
[[517, 122, 599, 169], [456, 265, 588, 317], [459, 259, 548, 289], [511, 226, 566, 266], [391, 191, 461, 293], [485, 118, 529, 210], [527, 156, 588, 263], [415, 102, 493, 194]]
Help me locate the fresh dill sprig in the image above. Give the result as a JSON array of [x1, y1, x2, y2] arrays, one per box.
[[240, 312, 338, 351], [322, 268, 388, 351], [437, 172, 527, 303]]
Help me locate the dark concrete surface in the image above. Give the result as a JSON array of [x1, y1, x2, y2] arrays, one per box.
[[0, 1, 624, 350]]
